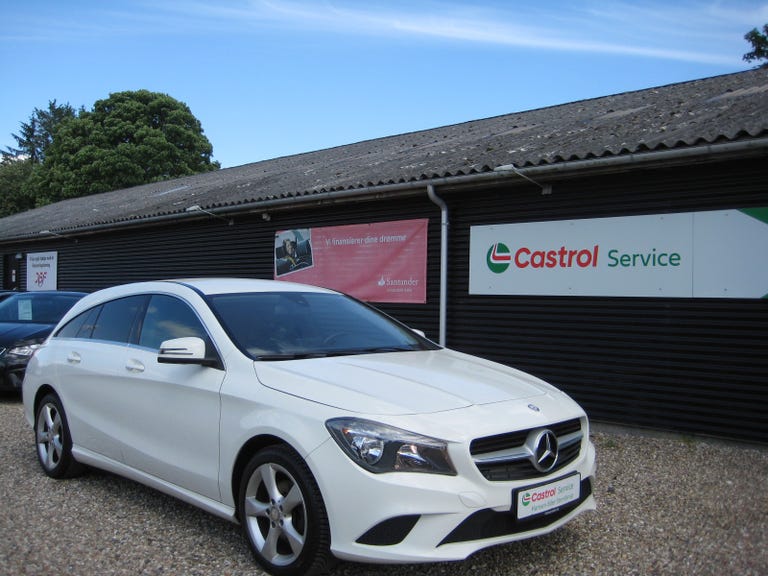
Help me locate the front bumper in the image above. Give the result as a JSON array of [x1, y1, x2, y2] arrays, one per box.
[[0, 356, 28, 391], [308, 433, 597, 564]]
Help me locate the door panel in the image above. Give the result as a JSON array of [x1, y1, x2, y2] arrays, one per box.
[[119, 346, 225, 500], [53, 339, 131, 462]]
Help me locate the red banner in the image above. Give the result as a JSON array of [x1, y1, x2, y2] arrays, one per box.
[[274, 219, 428, 303]]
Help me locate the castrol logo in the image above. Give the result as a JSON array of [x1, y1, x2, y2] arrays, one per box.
[[487, 243, 599, 273]]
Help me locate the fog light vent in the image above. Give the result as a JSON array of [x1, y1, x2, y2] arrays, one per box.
[[356, 515, 420, 546]]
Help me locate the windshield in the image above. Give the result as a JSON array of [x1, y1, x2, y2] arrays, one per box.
[[207, 291, 438, 360], [0, 293, 84, 324]]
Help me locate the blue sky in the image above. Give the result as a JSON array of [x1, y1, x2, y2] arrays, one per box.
[[1, 1, 766, 168]]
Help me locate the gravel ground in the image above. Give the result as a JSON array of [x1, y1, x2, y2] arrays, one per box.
[[1, 393, 767, 576]]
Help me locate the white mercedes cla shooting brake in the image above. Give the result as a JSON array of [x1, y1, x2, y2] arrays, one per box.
[[23, 278, 596, 576]]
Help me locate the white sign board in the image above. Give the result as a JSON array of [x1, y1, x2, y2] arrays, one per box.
[[470, 208, 768, 298], [26, 251, 58, 291]]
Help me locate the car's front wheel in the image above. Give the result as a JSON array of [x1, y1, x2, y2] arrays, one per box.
[[238, 445, 333, 576], [34, 393, 83, 479]]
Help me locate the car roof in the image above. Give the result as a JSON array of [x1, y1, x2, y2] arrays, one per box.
[[64, 278, 334, 315], [168, 278, 336, 296], [55, 278, 338, 327]]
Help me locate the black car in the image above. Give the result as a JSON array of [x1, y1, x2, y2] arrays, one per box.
[[0, 290, 19, 303], [0, 291, 86, 391]]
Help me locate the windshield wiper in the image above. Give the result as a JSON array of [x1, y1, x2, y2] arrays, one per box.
[[255, 352, 330, 361], [255, 346, 419, 361], [366, 346, 418, 352], [334, 346, 419, 355]]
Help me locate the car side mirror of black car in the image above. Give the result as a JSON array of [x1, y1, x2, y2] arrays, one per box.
[[158, 337, 221, 368]]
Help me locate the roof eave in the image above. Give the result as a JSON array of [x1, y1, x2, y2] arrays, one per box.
[[2, 137, 767, 245]]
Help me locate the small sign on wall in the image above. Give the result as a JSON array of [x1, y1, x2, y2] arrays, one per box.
[[26, 251, 58, 291]]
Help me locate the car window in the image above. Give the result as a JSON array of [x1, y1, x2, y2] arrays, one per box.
[[139, 294, 211, 351], [208, 291, 436, 359], [56, 306, 102, 339], [90, 296, 147, 344], [0, 293, 83, 324]]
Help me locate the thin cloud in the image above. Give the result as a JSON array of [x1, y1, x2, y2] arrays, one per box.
[[189, 0, 756, 65], [3, 0, 759, 66]]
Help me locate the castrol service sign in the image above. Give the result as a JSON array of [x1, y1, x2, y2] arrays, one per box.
[[470, 208, 768, 298]]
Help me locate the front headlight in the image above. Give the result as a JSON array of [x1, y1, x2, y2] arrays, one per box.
[[326, 418, 456, 475], [8, 343, 41, 357]]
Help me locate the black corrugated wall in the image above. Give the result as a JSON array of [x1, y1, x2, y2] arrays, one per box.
[[11, 195, 444, 335], [445, 159, 768, 443], [2, 159, 765, 442]]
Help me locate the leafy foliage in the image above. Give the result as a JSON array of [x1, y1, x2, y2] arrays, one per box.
[[0, 157, 36, 217], [743, 24, 768, 67], [0, 90, 220, 215], [3, 100, 76, 164], [36, 90, 220, 203]]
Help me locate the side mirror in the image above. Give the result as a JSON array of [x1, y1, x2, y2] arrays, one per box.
[[158, 337, 220, 368], [411, 328, 426, 338]]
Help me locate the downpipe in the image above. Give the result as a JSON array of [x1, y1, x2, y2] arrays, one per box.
[[427, 185, 448, 347]]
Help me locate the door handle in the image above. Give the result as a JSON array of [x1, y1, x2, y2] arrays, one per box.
[[125, 359, 145, 373], [66, 352, 81, 364]]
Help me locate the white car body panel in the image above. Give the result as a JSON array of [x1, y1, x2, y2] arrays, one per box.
[[31, 337, 227, 499], [254, 349, 552, 414]]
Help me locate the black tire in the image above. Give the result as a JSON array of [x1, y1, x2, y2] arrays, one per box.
[[238, 445, 334, 576], [34, 393, 84, 479]]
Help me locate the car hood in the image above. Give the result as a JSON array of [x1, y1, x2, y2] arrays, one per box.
[[0, 323, 52, 347], [253, 349, 554, 415]]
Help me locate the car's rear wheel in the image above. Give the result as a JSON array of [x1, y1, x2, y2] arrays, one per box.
[[238, 445, 333, 576], [35, 393, 83, 479]]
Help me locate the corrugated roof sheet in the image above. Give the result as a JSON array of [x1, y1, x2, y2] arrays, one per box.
[[1, 68, 767, 241]]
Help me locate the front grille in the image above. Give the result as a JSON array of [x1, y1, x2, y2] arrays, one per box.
[[470, 418, 583, 481]]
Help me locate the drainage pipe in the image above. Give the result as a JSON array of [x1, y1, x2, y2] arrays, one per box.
[[426, 184, 448, 346]]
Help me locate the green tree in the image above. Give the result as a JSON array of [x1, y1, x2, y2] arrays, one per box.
[[743, 24, 768, 67], [3, 100, 76, 163], [35, 90, 219, 203], [0, 157, 36, 217]]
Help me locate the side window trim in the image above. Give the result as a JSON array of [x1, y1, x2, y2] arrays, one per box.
[[128, 295, 151, 345], [56, 295, 149, 345], [54, 292, 225, 370], [90, 295, 149, 345], [54, 305, 102, 339], [77, 306, 102, 339]]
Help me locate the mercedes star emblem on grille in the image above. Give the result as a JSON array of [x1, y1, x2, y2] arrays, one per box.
[[531, 429, 559, 472]]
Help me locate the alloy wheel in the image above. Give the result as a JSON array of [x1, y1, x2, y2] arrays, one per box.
[[243, 461, 308, 566], [36, 401, 64, 472]]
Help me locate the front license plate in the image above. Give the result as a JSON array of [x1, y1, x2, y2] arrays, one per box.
[[515, 474, 581, 520]]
